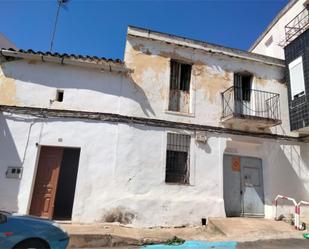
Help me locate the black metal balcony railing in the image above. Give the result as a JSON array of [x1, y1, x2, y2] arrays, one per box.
[[285, 7, 309, 44], [221, 86, 281, 122]]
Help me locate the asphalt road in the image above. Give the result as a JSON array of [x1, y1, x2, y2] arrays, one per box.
[[237, 239, 309, 248]]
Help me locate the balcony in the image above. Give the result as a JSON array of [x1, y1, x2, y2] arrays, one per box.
[[221, 87, 281, 129], [284, 7, 309, 45]]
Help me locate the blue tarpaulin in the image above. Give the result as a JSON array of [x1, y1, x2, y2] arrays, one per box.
[[141, 241, 238, 249]]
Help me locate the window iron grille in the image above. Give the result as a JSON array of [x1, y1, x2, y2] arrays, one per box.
[[165, 133, 190, 184]]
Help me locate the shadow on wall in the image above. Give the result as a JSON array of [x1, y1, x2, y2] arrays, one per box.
[[195, 139, 212, 154], [1, 61, 155, 117], [0, 114, 23, 212], [123, 75, 155, 117], [263, 142, 309, 206]]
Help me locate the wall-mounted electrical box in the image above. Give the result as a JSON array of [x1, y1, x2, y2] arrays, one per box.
[[195, 131, 208, 143], [6, 167, 23, 179]]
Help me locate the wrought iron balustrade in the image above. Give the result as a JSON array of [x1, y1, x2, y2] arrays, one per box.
[[221, 86, 281, 122], [285, 7, 309, 44]]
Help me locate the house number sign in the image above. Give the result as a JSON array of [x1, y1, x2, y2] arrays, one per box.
[[231, 156, 240, 172]]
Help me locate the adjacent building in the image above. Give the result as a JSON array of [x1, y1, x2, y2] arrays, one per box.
[[0, 23, 309, 227], [0, 33, 17, 50], [250, 0, 309, 59], [251, 1, 309, 134]]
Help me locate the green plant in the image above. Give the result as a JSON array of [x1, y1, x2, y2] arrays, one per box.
[[165, 236, 185, 245]]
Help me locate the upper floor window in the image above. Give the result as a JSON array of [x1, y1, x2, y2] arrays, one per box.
[[288, 56, 305, 100], [168, 60, 192, 113]]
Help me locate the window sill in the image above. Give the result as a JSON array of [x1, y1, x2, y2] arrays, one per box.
[[165, 182, 192, 186], [165, 110, 195, 117]]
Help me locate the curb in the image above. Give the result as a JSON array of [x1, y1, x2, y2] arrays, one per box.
[[68, 234, 166, 248]]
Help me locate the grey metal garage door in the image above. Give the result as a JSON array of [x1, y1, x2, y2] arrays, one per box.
[[223, 155, 264, 217]]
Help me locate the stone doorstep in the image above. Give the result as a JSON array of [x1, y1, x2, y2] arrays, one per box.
[[207, 218, 307, 241]]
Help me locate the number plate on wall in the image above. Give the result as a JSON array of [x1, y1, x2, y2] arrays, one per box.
[[231, 157, 241, 172]]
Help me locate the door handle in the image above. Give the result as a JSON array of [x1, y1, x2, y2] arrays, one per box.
[[240, 190, 243, 195]]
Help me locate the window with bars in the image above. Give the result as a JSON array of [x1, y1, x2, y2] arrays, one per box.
[[165, 133, 190, 184], [168, 60, 192, 113]]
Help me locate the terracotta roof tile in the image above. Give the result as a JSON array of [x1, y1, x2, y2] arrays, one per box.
[[1, 48, 124, 65]]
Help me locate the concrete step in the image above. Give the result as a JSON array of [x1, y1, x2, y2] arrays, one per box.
[[208, 217, 306, 241]]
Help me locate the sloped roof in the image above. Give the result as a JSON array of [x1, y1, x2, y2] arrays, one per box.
[[0, 48, 130, 73]]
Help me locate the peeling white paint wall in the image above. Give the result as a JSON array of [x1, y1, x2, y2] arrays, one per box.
[[124, 35, 292, 135], [1, 113, 309, 227], [0, 32, 309, 227]]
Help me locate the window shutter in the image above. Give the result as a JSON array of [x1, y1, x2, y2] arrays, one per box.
[[170, 60, 180, 90], [289, 57, 306, 100]]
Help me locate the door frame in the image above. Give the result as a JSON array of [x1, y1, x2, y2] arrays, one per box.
[[27, 145, 80, 219], [27, 145, 44, 215]]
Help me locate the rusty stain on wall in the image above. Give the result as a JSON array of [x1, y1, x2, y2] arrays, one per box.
[[159, 51, 194, 64], [0, 68, 18, 105], [128, 39, 284, 107], [255, 77, 268, 87], [127, 43, 169, 101], [130, 42, 234, 105], [129, 43, 169, 82], [193, 63, 233, 103]]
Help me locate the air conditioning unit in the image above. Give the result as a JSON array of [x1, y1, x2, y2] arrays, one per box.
[[195, 131, 208, 143]]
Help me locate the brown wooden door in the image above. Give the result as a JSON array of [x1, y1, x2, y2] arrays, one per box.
[[30, 146, 63, 219]]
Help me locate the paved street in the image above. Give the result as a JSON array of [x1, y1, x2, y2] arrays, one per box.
[[78, 239, 309, 249], [237, 239, 309, 248]]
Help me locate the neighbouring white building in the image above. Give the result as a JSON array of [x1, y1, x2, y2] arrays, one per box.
[[250, 0, 309, 59], [0, 33, 16, 50], [1, 24, 309, 227]]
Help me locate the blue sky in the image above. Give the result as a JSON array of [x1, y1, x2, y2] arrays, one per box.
[[1, 0, 288, 60]]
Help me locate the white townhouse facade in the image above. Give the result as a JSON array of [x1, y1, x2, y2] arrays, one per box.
[[0, 26, 309, 227]]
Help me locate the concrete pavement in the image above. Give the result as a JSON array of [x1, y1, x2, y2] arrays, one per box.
[[73, 239, 309, 249], [61, 218, 309, 248]]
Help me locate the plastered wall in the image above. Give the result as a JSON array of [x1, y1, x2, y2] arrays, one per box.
[[0, 32, 308, 227], [1, 113, 308, 227], [124, 36, 292, 135]]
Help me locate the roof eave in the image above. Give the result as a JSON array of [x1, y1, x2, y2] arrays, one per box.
[[127, 26, 285, 68], [0, 49, 132, 74]]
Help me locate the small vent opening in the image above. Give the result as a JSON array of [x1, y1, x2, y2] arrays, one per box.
[[56, 90, 64, 102]]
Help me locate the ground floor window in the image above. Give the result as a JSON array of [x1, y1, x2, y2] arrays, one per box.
[[165, 133, 190, 184]]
